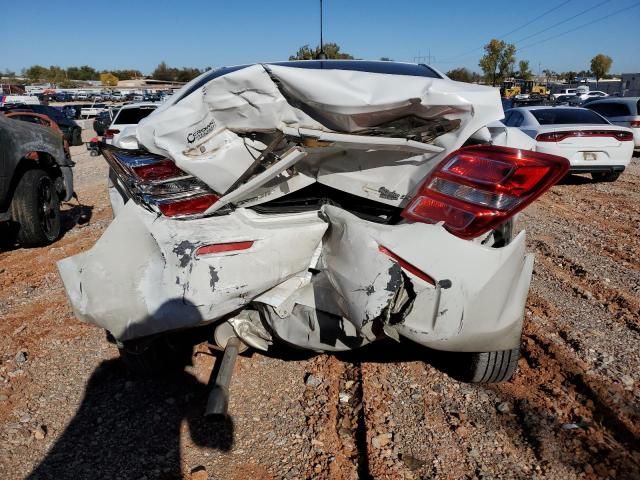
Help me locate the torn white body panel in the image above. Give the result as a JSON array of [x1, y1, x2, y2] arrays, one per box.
[[136, 63, 503, 207]]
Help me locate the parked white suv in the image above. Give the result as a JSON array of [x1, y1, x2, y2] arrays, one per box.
[[104, 102, 157, 148]]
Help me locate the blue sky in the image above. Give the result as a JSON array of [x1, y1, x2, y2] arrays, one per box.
[[1, 0, 638, 75]]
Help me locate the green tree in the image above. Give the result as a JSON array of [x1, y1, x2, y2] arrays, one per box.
[[478, 39, 516, 86], [151, 61, 174, 81], [66, 65, 98, 81], [289, 42, 354, 60], [498, 43, 516, 81], [25, 65, 49, 82], [517, 60, 532, 80], [446, 67, 473, 83], [3, 69, 16, 78], [175, 67, 202, 82], [47, 65, 67, 84], [590, 54, 613, 86], [562, 71, 577, 83]]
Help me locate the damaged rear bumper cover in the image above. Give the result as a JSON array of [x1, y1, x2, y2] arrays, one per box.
[[57, 200, 533, 353]]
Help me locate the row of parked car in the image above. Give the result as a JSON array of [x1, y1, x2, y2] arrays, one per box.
[[45, 91, 170, 103]]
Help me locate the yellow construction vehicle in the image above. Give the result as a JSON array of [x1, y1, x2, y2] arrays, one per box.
[[501, 79, 549, 98]]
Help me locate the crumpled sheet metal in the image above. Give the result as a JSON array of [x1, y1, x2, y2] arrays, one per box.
[[57, 200, 327, 340], [255, 206, 533, 352], [136, 64, 503, 200], [57, 200, 532, 349]]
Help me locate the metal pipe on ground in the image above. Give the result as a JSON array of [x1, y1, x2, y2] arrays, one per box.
[[205, 336, 241, 417]]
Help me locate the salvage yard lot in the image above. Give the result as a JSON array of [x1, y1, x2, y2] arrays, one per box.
[[1, 144, 639, 479]]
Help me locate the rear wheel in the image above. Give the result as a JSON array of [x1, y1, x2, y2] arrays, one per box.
[[591, 171, 620, 182], [10, 169, 61, 247], [463, 348, 520, 383]]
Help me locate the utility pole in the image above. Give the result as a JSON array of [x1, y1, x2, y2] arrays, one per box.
[[318, 0, 326, 59], [413, 50, 435, 64]]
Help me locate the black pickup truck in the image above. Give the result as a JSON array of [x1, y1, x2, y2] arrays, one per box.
[[0, 114, 74, 246]]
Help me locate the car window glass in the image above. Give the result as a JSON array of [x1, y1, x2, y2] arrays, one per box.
[[588, 103, 631, 117], [113, 107, 157, 124], [507, 111, 524, 127], [530, 108, 608, 125]]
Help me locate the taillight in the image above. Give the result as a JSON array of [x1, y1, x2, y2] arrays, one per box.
[[157, 194, 219, 217], [378, 245, 435, 285], [195, 241, 254, 257], [104, 128, 120, 139], [630, 120, 640, 128], [536, 130, 634, 142], [402, 145, 569, 239], [132, 159, 186, 181], [101, 146, 220, 218]]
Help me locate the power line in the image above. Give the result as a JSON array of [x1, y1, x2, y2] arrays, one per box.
[[499, 0, 573, 39], [512, 0, 611, 44], [518, 1, 640, 51], [438, 0, 574, 62]]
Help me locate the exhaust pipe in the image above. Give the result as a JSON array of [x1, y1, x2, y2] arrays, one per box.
[[205, 336, 241, 416]]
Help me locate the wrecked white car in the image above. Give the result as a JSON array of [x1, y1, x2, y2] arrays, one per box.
[[58, 61, 569, 387]]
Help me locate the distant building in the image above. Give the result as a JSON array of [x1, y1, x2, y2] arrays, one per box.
[[621, 73, 640, 96]]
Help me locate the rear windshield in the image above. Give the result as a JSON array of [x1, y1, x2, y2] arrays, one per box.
[[586, 102, 632, 117], [113, 106, 156, 125], [531, 108, 608, 125]]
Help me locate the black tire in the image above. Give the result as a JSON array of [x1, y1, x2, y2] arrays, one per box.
[[464, 348, 520, 383], [117, 334, 194, 377], [591, 171, 620, 182], [9, 169, 61, 247]]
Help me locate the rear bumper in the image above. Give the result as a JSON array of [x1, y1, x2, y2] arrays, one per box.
[[57, 201, 533, 353], [570, 165, 626, 174]]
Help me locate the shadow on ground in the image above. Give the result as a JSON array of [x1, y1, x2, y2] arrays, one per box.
[[27, 357, 233, 480], [0, 203, 93, 252]]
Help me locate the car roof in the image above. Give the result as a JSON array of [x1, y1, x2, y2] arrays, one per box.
[[175, 60, 443, 104], [509, 105, 587, 111], [585, 96, 639, 105]]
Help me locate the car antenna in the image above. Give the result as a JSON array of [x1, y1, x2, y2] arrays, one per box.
[[316, 0, 327, 60]]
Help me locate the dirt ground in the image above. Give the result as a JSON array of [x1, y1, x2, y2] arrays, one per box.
[[0, 142, 638, 480]]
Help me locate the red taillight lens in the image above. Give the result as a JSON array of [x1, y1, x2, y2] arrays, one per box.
[[536, 130, 634, 142], [378, 245, 435, 285], [104, 128, 120, 139], [402, 145, 569, 239], [132, 159, 185, 182], [536, 132, 563, 142], [157, 194, 219, 217], [630, 120, 640, 128], [613, 131, 634, 141], [195, 241, 254, 256]]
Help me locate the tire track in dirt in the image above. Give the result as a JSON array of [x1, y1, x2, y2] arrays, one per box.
[[300, 356, 360, 479], [496, 293, 640, 478], [530, 238, 640, 332]]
